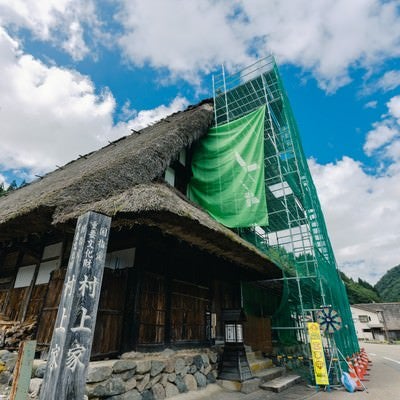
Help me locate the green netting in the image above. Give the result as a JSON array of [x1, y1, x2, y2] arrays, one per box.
[[207, 57, 359, 363], [188, 106, 268, 228]]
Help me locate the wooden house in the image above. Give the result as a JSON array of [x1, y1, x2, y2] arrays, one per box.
[[0, 100, 282, 359]]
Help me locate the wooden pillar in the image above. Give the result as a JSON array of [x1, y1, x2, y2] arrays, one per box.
[[39, 211, 111, 400]]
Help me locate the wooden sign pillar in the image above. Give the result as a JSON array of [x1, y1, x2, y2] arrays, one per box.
[[39, 211, 111, 400], [9, 340, 36, 400]]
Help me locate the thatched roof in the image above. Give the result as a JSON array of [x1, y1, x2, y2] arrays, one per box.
[[0, 100, 281, 278], [0, 101, 214, 239]]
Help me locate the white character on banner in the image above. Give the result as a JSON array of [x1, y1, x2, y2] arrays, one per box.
[[79, 275, 99, 299], [55, 307, 68, 334], [48, 343, 60, 369], [65, 274, 76, 296], [66, 340, 86, 372], [100, 227, 108, 237], [71, 307, 92, 333]]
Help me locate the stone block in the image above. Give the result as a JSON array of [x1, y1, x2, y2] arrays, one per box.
[[87, 376, 126, 397], [164, 358, 175, 373], [151, 383, 166, 400], [151, 360, 166, 377], [193, 355, 203, 370], [183, 374, 197, 391], [201, 354, 210, 367], [174, 375, 188, 393], [86, 362, 114, 383], [206, 372, 216, 384], [136, 360, 151, 374], [189, 364, 197, 374], [160, 373, 168, 387], [137, 373, 150, 392], [174, 358, 186, 375], [167, 373, 176, 383], [194, 372, 207, 388], [184, 356, 193, 366], [165, 382, 179, 397], [119, 368, 137, 381], [124, 376, 137, 392], [141, 389, 154, 400], [113, 359, 137, 373]]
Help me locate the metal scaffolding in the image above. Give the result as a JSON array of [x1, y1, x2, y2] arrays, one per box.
[[212, 56, 358, 381]]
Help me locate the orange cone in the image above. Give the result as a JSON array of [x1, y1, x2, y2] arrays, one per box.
[[348, 362, 363, 391], [360, 348, 372, 364], [354, 360, 364, 380]]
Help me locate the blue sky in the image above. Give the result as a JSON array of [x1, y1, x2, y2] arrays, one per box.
[[0, 0, 399, 284]]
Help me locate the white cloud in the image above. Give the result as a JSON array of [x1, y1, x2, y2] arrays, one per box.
[[364, 100, 378, 109], [2, 0, 400, 91], [310, 93, 400, 283], [364, 122, 399, 156], [0, 27, 188, 177], [117, 0, 252, 83], [128, 97, 189, 131], [375, 70, 400, 92], [364, 95, 400, 158], [388, 95, 400, 121], [117, 0, 400, 91], [0, 0, 100, 60], [309, 156, 400, 283]]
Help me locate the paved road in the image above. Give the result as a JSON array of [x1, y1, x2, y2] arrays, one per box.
[[170, 342, 400, 400], [311, 342, 400, 400]]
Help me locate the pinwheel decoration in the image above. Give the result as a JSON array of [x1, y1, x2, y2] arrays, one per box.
[[316, 307, 342, 334]]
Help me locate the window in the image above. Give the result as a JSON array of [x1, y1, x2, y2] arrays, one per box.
[[14, 265, 36, 288], [359, 315, 370, 323], [42, 242, 62, 259], [36, 259, 59, 285], [179, 149, 186, 166], [165, 167, 175, 186], [105, 248, 136, 270]]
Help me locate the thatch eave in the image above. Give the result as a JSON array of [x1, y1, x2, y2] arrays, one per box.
[[52, 182, 282, 278]]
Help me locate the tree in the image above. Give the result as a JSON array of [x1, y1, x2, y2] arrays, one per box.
[[375, 265, 400, 302]]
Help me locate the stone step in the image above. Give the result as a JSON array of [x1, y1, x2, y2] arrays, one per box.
[[254, 366, 285, 383], [249, 358, 273, 373], [260, 374, 302, 393], [246, 350, 263, 361]]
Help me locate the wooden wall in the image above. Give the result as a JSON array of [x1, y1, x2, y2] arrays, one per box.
[[244, 315, 272, 354]]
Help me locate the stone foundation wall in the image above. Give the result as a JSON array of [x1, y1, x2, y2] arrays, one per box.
[[1, 348, 220, 399]]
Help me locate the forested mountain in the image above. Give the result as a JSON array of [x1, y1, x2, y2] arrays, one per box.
[[375, 264, 400, 302], [340, 272, 381, 304]]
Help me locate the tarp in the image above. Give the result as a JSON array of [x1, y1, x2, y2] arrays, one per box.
[[188, 106, 268, 228]]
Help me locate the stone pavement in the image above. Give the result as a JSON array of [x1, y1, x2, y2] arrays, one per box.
[[168, 382, 330, 400]]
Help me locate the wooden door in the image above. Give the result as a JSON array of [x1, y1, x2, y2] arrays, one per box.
[[137, 272, 165, 345], [170, 280, 209, 343], [91, 268, 128, 358]]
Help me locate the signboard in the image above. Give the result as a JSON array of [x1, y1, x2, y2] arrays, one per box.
[[40, 211, 111, 400], [9, 340, 36, 400], [307, 322, 329, 386]]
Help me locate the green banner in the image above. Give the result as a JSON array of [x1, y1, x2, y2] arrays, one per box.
[[188, 106, 268, 228]]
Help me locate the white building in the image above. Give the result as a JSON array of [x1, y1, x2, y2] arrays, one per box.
[[350, 305, 385, 341]]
